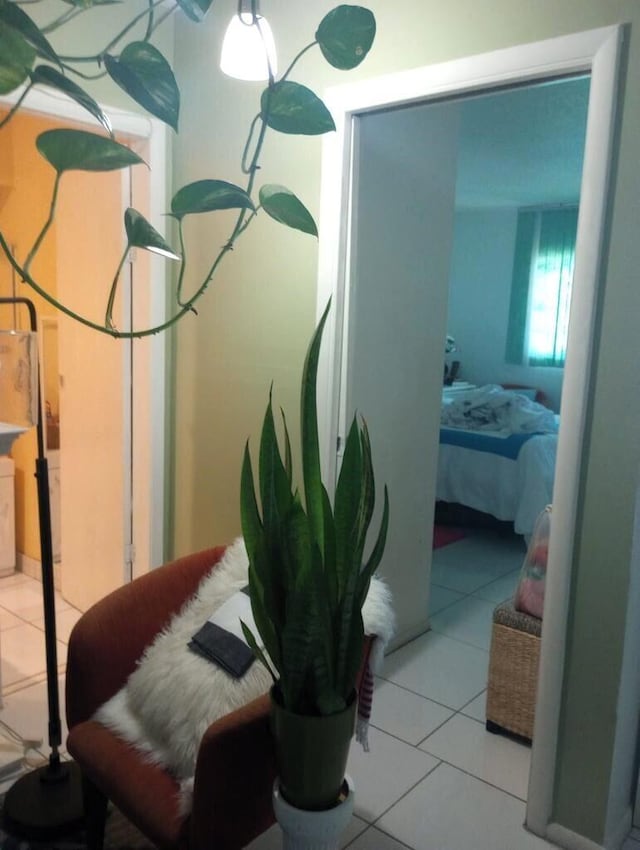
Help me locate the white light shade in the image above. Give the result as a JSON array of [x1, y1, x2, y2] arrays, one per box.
[[220, 12, 277, 81]]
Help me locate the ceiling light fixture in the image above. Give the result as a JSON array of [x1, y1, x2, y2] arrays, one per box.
[[220, 0, 277, 82]]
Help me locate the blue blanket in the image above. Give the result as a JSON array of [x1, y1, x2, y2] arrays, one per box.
[[439, 427, 540, 460]]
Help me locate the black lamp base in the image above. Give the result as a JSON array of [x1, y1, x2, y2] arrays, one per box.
[[2, 759, 84, 841]]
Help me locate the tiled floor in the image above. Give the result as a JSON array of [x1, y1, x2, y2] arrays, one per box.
[[0, 536, 638, 849]]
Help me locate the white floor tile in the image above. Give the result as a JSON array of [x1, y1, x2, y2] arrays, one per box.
[[429, 584, 464, 617], [346, 826, 410, 849], [460, 690, 487, 723], [346, 725, 438, 823], [32, 606, 82, 644], [429, 596, 496, 651], [377, 763, 556, 850], [0, 573, 33, 588], [0, 581, 48, 621], [0, 607, 24, 631], [370, 678, 453, 745], [430, 534, 525, 595], [418, 713, 531, 800], [472, 569, 521, 604], [0, 622, 67, 687], [0, 674, 67, 751], [622, 838, 640, 849], [382, 631, 489, 710]]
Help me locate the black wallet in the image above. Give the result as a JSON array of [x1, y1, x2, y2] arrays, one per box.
[[189, 621, 255, 678]]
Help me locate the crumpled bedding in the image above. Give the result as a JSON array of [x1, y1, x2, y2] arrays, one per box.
[[440, 384, 558, 435]]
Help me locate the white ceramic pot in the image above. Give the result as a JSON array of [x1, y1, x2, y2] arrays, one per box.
[[272, 775, 354, 850]]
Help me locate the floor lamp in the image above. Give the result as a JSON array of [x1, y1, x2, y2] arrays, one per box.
[[0, 297, 83, 839]]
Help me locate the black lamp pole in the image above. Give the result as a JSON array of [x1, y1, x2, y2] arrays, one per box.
[[0, 297, 83, 839]]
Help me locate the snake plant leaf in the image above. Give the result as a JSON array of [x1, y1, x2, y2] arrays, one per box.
[[124, 208, 179, 259], [354, 419, 375, 561], [0, 25, 35, 95], [261, 81, 336, 136], [240, 620, 276, 681], [36, 129, 144, 173], [301, 301, 331, 560], [241, 442, 264, 562], [176, 0, 214, 22], [316, 5, 376, 70], [31, 66, 112, 135], [104, 42, 179, 131], [259, 393, 293, 541], [359, 484, 389, 596], [334, 418, 364, 595], [0, 0, 61, 69], [334, 546, 365, 695], [170, 179, 254, 220], [280, 532, 316, 710], [247, 564, 283, 675], [321, 484, 338, 606], [259, 185, 318, 237], [280, 409, 293, 486]]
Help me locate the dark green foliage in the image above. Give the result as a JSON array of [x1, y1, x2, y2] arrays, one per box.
[[240, 303, 389, 716]]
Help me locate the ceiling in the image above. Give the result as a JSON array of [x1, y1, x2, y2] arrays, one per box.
[[454, 75, 591, 209]]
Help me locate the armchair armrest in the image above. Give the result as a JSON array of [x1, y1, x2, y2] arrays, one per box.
[[190, 693, 276, 850], [66, 546, 227, 729]]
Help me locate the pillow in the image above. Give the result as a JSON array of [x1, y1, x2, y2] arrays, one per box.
[[95, 538, 395, 808]]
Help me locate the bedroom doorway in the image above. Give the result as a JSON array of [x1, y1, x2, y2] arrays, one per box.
[[315, 24, 624, 841]]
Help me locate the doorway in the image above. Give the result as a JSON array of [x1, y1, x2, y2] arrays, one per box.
[[0, 87, 170, 609], [315, 24, 624, 841]]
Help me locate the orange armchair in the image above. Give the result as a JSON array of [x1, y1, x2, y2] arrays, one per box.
[[65, 546, 277, 850]]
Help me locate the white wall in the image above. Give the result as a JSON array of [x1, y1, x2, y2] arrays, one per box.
[[347, 102, 460, 645], [447, 208, 564, 411]]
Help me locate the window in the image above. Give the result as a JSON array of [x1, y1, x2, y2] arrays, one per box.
[[505, 206, 578, 367]]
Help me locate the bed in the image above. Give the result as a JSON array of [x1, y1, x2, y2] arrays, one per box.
[[436, 385, 558, 539]]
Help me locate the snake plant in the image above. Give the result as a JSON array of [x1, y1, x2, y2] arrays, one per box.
[[240, 302, 389, 716]]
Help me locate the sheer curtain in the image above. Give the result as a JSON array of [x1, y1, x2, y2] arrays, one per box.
[[506, 206, 578, 367]]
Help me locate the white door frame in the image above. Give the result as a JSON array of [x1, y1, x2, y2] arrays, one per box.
[[0, 86, 169, 571], [315, 24, 625, 841]]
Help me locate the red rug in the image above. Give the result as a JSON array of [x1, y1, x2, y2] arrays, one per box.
[[433, 525, 466, 549]]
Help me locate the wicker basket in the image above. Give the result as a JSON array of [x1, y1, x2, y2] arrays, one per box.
[[486, 600, 541, 743]]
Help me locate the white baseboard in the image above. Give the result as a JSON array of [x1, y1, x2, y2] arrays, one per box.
[[546, 816, 632, 850], [386, 619, 430, 653], [546, 823, 604, 850], [16, 552, 62, 590]]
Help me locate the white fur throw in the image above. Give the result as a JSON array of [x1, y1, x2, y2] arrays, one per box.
[[95, 538, 394, 810]]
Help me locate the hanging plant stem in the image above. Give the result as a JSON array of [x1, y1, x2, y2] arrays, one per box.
[[24, 172, 61, 275]]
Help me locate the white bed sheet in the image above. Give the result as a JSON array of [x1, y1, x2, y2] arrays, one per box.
[[436, 432, 557, 537]]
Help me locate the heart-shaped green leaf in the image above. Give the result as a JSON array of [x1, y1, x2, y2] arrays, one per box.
[[0, 25, 35, 95], [259, 185, 317, 237], [176, 0, 214, 22], [170, 179, 254, 220], [124, 208, 180, 259], [36, 129, 144, 174], [0, 0, 60, 68], [105, 42, 179, 131], [316, 5, 376, 70], [31, 66, 113, 135], [261, 82, 336, 136]]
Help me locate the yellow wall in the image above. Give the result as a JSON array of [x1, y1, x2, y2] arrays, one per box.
[[0, 109, 59, 561]]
